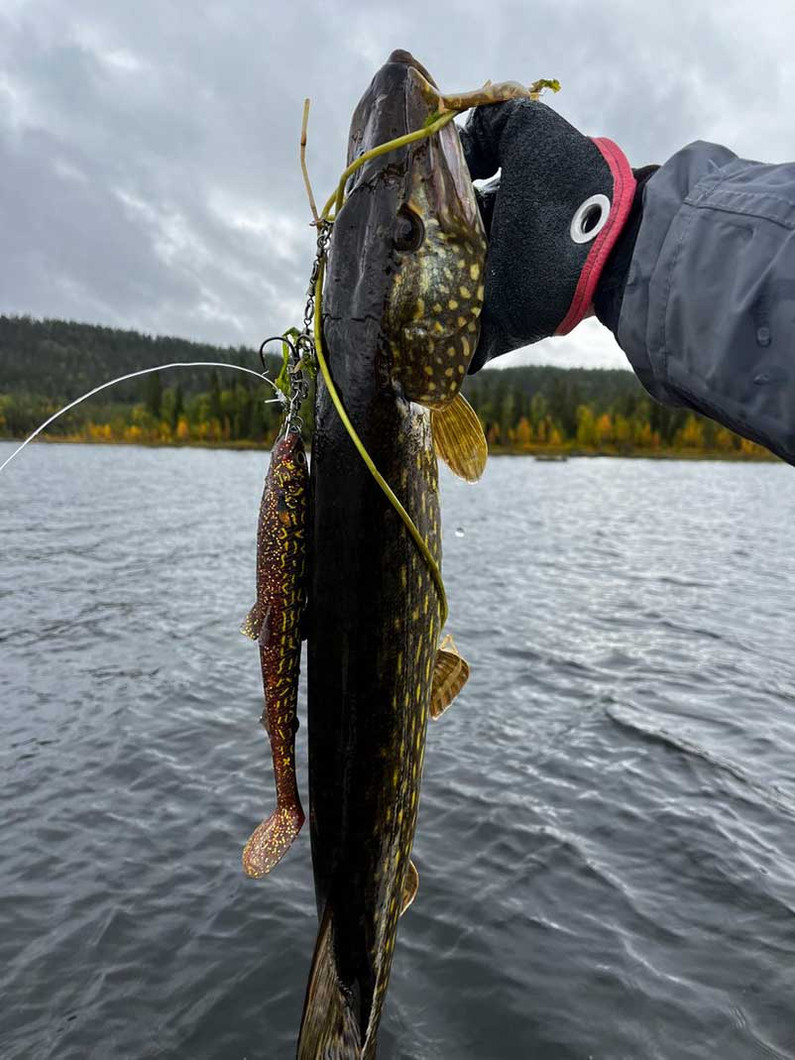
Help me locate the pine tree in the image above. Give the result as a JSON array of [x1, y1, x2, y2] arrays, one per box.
[[145, 371, 162, 419], [172, 384, 184, 432], [209, 371, 222, 423]]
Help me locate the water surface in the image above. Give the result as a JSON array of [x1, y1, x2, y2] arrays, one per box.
[[2, 444, 795, 1058]]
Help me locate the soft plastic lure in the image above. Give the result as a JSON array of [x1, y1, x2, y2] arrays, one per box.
[[240, 428, 308, 876]]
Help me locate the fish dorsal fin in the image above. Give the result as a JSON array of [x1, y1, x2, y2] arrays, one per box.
[[400, 859, 419, 917], [430, 634, 470, 719], [239, 602, 271, 644], [431, 393, 488, 482]]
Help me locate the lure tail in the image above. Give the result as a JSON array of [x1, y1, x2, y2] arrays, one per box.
[[241, 430, 308, 879], [242, 804, 305, 878], [297, 905, 363, 1059]]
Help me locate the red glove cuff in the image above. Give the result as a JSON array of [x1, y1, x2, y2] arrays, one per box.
[[555, 138, 637, 336]]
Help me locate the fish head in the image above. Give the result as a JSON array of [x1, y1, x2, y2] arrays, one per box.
[[383, 53, 487, 409], [338, 51, 486, 409]]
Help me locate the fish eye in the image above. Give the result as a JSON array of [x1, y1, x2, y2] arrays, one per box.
[[394, 206, 425, 252]]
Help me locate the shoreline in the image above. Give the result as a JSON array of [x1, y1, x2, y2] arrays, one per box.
[[0, 435, 780, 462]]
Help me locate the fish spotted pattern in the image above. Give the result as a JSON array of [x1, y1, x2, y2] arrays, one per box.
[[241, 429, 308, 878], [385, 166, 487, 408], [301, 49, 534, 1059]]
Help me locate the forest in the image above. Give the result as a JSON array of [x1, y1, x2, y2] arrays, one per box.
[[0, 314, 773, 459]]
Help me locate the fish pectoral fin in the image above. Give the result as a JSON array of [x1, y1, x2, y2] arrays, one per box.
[[430, 634, 470, 720], [242, 802, 305, 878], [240, 602, 264, 640], [298, 904, 363, 1059], [240, 602, 273, 644], [431, 394, 488, 482], [240, 602, 260, 640], [400, 859, 419, 917]]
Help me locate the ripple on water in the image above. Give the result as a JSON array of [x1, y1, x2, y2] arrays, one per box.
[[1, 445, 795, 1058]]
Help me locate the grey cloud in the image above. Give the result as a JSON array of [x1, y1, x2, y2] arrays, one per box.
[[1, 0, 793, 364]]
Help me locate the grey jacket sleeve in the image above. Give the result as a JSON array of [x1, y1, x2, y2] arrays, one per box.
[[617, 141, 795, 466]]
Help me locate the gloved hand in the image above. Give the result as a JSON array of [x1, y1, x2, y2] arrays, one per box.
[[459, 98, 657, 372]]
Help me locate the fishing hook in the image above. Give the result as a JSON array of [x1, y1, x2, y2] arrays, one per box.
[[258, 336, 296, 411], [259, 334, 297, 374]]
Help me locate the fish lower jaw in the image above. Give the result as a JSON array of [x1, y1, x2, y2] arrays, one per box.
[[400, 312, 481, 352]]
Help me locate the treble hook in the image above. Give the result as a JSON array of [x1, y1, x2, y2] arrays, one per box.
[[257, 336, 296, 407], [258, 333, 311, 429], [259, 334, 298, 373]]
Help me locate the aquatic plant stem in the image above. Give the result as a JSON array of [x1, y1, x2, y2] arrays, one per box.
[[321, 111, 458, 220], [311, 256, 448, 629], [304, 102, 471, 629], [300, 99, 320, 225]]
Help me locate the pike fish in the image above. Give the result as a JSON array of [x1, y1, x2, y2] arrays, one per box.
[[241, 428, 308, 877], [300, 51, 530, 1057]]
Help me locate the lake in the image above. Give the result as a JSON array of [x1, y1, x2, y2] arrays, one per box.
[[2, 442, 795, 1059]]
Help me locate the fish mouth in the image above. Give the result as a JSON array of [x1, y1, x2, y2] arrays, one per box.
[[345, 51, 478, 227], [344, 51, 434, 199], [335, 53, 483, 402], [350, 52, 431, 144], [386, 49, 438, 89]]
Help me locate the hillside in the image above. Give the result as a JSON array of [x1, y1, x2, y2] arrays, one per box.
[[0, 314, 772, 459], [0, 315, 265, 402]]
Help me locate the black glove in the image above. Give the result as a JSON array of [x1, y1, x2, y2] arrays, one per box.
[[460, 98, 653, 372]]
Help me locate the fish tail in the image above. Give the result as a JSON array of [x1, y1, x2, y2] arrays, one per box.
[[297, 904, 362, 1059]]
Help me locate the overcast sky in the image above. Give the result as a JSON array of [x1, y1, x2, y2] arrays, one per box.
[[2, 0, 794, 370]]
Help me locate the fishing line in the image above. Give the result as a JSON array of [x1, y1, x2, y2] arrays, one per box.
[[0, 361, 279, 475]]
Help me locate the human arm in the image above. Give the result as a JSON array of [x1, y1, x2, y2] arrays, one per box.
[[461, 101, 795, 466], [598, 140, 795, 466]]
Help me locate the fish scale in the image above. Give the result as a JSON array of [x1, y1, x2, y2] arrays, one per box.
[[300, 54, 460, 1060], [300, 49, 533, 1059]]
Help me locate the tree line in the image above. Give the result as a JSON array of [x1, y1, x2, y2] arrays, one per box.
[[463, 366, 768, 457], [0, 314, 772, 459]]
